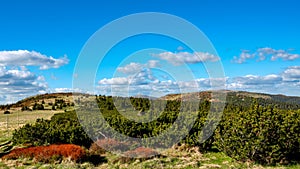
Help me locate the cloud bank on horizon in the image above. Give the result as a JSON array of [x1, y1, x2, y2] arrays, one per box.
[[96, 48, 300, 97], [1, 46, 300, 104]]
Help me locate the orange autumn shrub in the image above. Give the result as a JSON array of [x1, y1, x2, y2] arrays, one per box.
[[91, 138, 131, 153], [2, 144, 86, 163], [124, 147, 158, 158]]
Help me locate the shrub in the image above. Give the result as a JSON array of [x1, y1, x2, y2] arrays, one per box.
[[181, 103, 216, 152], [21, 106, 31, 111], [3, 110, 10, 114], [2, 144, 86, 163], [12, 111, 92, 148], [92, 139, 131, 152], [214, 102, 300, 164], [32, 103, 44, 110], [89, 141, 106, 155], [124, 147, 158, 158]]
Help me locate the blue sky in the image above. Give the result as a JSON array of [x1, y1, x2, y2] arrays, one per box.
[[1, 0, 300, 103]]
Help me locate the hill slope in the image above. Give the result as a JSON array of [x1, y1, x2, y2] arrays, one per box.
[[2, 90, 300, 111], [160, 90, 300, 108]]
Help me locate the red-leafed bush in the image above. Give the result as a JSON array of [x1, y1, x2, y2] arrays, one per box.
[[2, 144, 86, 163], [91, 139, 130, 153], [124, 147, 158, 158]]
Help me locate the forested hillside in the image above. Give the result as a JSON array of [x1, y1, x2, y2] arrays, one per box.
[[7, 92, 300, 167]]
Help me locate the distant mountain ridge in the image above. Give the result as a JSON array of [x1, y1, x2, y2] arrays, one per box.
[[133, 94, 157, 100], [2, 90, 300, 110], [160, 90, 300, 105]]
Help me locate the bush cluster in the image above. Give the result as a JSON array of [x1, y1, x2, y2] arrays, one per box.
[[2, 144, 86, 163], [12, 112, 92, 148], [214, 102, 300, 164], [32, 103, 44, 110]]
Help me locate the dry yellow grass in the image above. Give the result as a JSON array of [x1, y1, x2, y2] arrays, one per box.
[[0, 109, 64, 140]]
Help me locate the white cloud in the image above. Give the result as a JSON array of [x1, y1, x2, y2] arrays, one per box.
[[233, 74, 282, 85], [147, 60, 160, 68], [226, 69, 300, 95], [0, 50, 69, 69], [177, 46, 184, 51], [53, 88, 83, 93], [98, 67, 177, 96], [98, 77, 129, 85], [282, 66, 300, 81], [37, 76, 45, 81], [233, 47, 300, 63], [129, 69, 156, 85], [99, 68, 156, 86], [117, 60, 160, 74], [97, 66, 225, 97], [232, 50, 255, 64], [96, 63, 300, 97], [117, 62, 143, 74], [97, 69, 300, 97], [153, 51, 219, 66], [0, 50, 70, 104], [0, 66, 48, 104], [97, 77, 226, 97], [196, 78, 227, 89]]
